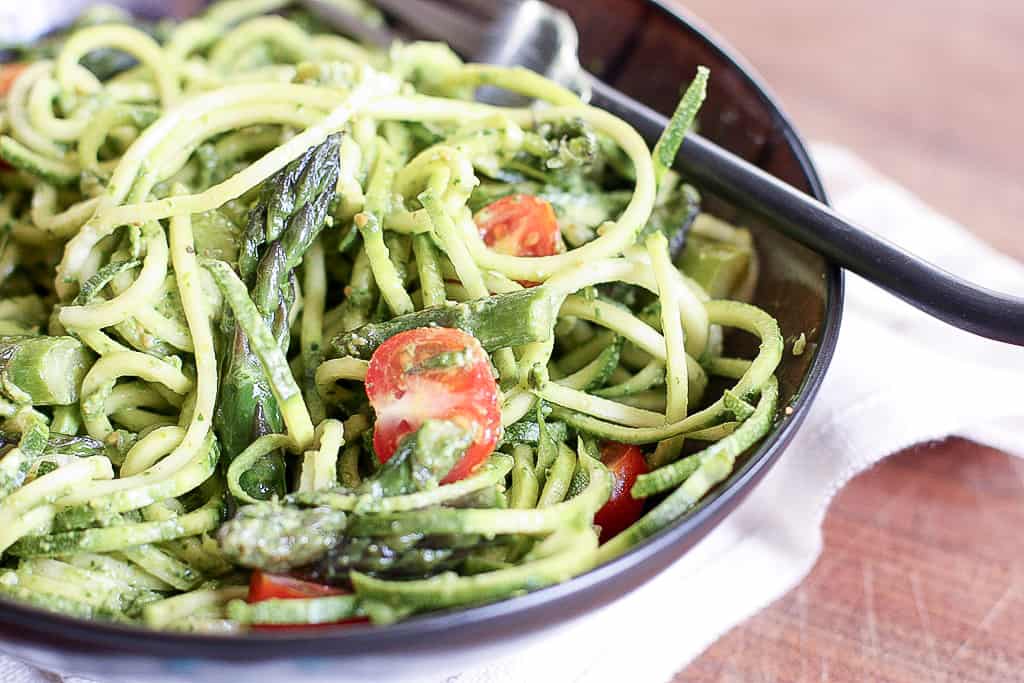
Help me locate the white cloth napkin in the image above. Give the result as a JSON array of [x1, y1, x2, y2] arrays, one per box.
[[2, 143, 1022, 683]]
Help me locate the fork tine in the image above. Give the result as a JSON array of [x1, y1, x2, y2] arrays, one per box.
[[372, 0, 490, 57], [300, 0, 398, 48]]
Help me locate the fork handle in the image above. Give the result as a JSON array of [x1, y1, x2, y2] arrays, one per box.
[[586, 76, 1024, 346]]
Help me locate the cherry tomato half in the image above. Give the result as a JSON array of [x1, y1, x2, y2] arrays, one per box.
[[248, 571, 347, 601], [247, 571, 367, 631], [593, 442, 649, 543], [0, 64, 26, 172], [365, 327, 501, 484], [475, 194, 560, 259], [0, 63, 26, 97]]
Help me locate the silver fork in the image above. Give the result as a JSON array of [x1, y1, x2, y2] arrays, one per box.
[[301, 0, 587, 106], [300, 0, 510, 59], [304, 0, 1024, 346]]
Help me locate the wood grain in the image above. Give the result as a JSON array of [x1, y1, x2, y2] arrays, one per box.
[[670, 1, 1024, 680], [684, 441, 1024, 682]]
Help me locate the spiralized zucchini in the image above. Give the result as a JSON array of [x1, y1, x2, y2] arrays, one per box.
[[0, 0, 784, 629]]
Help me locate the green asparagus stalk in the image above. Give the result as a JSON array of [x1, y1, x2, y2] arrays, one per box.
[[219, 422, 482, 577], [0, 336, 94, 406], [218, 501, 348, 574], [215, 134, 341, 501], [350, 526, 598, 614], [307, 532, 485, 581], [330, 287, 558, 360]]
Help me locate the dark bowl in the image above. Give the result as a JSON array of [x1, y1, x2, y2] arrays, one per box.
[[0, 1, 842, 679]]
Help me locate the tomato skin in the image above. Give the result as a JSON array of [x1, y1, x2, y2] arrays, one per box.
[[247, 571, 367, 631], [0, 63, 26, 97], [475, 195, 561, 287], [248, 571, 347, 601], [0, 64, 26, 172], [475, 194, 560, 261], [365, 327, 501, 484], [593, 442, 649, 543]]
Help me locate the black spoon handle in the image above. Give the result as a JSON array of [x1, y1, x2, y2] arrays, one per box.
[[589, 77, 1024, 346]]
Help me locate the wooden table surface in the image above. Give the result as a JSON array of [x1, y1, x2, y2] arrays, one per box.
[[670, 2, 1024, 681]]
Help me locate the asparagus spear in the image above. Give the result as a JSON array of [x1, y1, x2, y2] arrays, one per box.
[[219, 422, 480, 576], [215, 135, 341, 501], [350, 526, 598, 613], [218, 501, 348, 574], [307, 532, 486, 581], [0, 336, 94, 406], [330, 287, 557, 361]]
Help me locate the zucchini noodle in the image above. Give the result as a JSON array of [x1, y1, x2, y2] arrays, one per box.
[[0, 0, 787, 630], [648, 232, 688, 465], [119, 426, 185, 477]]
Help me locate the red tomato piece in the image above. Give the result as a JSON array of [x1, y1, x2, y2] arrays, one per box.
[[475, 195, 561, 287], [593, 442, 649, 543], [475, 194, 560, 258], [0, 64, 26, 172], [0, 63, 26, 97], [248, 571, 347, 601], [247, 571, 367, 631], [365, 327, 501, 484]]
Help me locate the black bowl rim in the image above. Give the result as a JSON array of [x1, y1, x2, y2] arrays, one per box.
[[0, 0, 844, 663]]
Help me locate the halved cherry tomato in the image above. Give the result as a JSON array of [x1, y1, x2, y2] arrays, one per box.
[[475, 194, 560, 258], [0, 63, 26, 97], [365, 327, 501, 484], [247, 571, 367, 631], [475, 195, 561, 287], [248, 571, 347, 601], [593, 442, 649, 543], [0, 64, 26, 172]]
